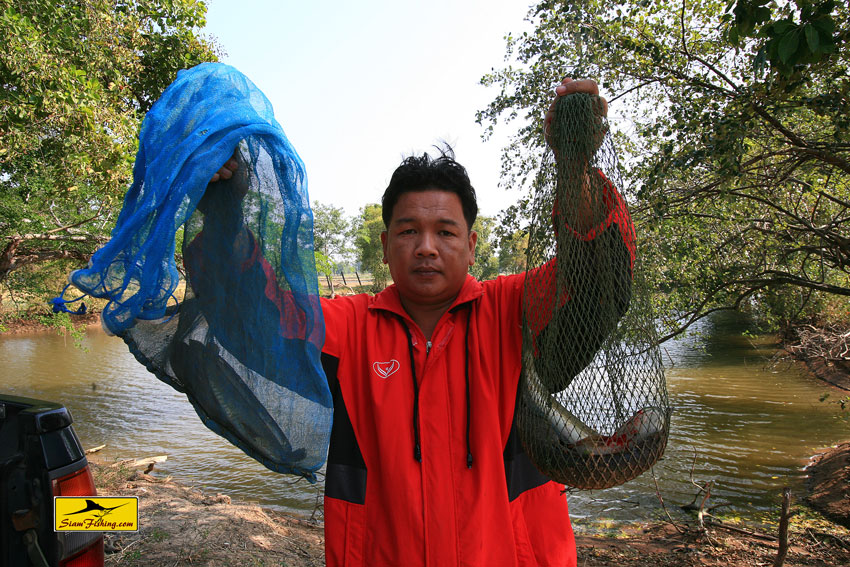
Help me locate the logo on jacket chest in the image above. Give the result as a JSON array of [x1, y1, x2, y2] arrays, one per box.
[[372, 360, 400, 379]]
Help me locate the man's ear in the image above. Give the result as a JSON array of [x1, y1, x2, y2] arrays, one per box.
[[468, 230, 478, 266], [380, 231, 388, 264]]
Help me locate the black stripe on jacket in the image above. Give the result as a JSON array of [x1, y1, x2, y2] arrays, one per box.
[[323, 353, 368, 504]]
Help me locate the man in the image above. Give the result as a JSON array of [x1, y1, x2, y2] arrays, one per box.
[[208, 78, 627, 566]]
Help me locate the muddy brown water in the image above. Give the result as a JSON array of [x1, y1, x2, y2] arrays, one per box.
[[1, 313, 847, 525]]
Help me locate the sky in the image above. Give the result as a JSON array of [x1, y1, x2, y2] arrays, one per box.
[[203, 0, 538, 218]]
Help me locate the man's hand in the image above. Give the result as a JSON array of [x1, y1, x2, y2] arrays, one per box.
[[197, 148, 247, 217], [544, 78, 608, 150], [545, 79, 609, 233], [210, 152, 239, 183]]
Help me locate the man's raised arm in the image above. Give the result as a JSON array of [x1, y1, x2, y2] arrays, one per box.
[[527, 78, 635, 393]]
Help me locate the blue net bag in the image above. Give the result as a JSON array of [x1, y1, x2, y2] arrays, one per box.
[[53, 63, 331, 481]]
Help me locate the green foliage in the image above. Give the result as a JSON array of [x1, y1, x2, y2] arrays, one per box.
[[352, 203, 390, 292], [312, 201, 352, 272], [470, 216, 500, 280], [0, 0, 218, 310], [480, 0, 850, 340], [314, 250, 334, 279], [729, 0, 838, 78], [498, 230, 528, 275], [2, 258, 82, 311], [37, 311, 88, 350]]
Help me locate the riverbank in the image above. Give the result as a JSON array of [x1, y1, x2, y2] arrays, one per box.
[[0, 311, 101, 334], [806, 442, 850, 530], [8, 312, 850, 563], [90, 458, 850, 567]]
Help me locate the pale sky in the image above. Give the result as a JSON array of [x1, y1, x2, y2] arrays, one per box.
[[204, 0, 537, 219]]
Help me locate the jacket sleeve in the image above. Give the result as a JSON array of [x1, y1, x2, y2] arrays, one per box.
[[524, 169, 635, 392]]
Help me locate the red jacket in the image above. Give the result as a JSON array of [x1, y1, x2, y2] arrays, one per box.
[[184, 171, 634, 566], [320, 273, 576, 567]]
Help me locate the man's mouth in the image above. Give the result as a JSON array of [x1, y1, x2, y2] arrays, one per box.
[[413, 266, 441, 275]]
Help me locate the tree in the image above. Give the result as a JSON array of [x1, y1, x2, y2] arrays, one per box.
[[479, 0, 849, 339], [0, 0, 217, 306], [312, 201, 351, 266], [312, 201, 351, 295], [470, 216, 500, 280], [352, 203, 390, 292], [498, 230, 528, 275]]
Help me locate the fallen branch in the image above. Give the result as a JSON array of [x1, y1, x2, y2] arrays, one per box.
[[806, 528, 850, 551], [85, 444, 106, 454], [783, 322, 850, 362], [109, 455, 167, 469], [704, 519, 778, 542], [652, 467, 689, 535]]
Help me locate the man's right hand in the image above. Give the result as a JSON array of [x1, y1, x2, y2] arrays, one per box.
[[210, 152, 239, 182], [198, 148, 247, 216]]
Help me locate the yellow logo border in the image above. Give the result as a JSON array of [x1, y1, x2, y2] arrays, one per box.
[[54, 496, 139, 532]]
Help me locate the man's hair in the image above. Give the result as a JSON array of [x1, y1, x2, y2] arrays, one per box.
[[381, 147, 478, 230]]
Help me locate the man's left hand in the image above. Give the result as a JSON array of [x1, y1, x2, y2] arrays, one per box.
[[544, 78, 608, 150]]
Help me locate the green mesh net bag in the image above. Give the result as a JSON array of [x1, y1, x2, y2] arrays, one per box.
[[518, 93, 670, 490]]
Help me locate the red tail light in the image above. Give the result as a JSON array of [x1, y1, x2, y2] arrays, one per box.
[[52, 466, 96, 497], [52, 463, 104, 567]]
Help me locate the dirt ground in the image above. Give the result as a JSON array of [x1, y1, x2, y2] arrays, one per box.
[[92, 461, 325, 567], [89, 458, 850, 567]]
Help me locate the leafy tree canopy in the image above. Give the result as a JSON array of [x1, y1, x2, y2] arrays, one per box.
[[312, 201, 351, 270], [470, 215, 500, 280], [351, 203, 390, 292], [479, 0, 849, 339], [0, 0, 217, 306]]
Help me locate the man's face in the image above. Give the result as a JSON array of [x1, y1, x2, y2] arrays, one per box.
[[381, 189, 477, 311]]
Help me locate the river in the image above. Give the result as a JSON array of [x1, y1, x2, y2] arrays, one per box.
[[1, 312, 847, 526]]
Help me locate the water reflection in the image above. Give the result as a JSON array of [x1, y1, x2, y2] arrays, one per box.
[[1, 313, 846, 524]]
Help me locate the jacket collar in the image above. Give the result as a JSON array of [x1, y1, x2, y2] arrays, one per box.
[[369, 274, 483, 322]]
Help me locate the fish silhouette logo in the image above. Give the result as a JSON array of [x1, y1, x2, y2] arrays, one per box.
[[66, 499, 128, 517], [55, 497, 138, 531], [373, 360, 400, 379]]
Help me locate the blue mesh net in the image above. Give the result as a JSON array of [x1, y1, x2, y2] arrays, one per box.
[[52, 63, 331, 481]]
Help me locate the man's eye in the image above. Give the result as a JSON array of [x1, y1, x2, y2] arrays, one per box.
[[440, 230, 455, 237], [400, 229, 415, 235]]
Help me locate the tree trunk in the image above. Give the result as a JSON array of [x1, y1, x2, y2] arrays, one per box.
[[0, 237, 22, 288]]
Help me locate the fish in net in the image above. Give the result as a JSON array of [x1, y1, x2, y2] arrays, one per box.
[[51, 63, 331, 481], [518, 92, 670, 490]]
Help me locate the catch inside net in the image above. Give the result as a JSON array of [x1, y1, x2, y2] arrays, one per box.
[[518, 92, 670, 490], [52, 63, 331, 481]]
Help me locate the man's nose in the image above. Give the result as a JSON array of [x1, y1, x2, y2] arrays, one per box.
[[415, 232, 438, 257]]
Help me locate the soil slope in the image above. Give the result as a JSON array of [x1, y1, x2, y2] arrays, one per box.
[[807, 442, 850, 530]]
